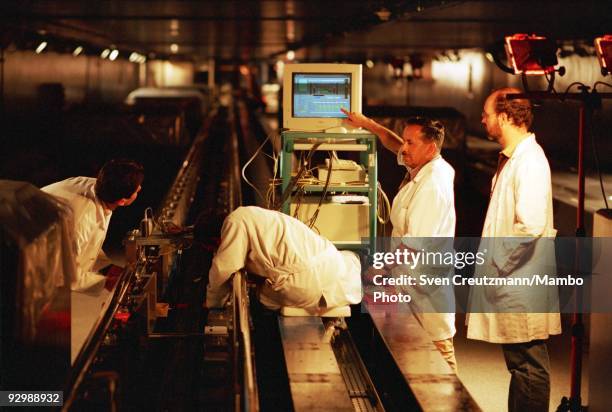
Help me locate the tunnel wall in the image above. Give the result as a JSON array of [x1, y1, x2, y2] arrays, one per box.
[[2, 50, 198, 113], [363, 51, 612, 170], [3, 50, 141, 112]]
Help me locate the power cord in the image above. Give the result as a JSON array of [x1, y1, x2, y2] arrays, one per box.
[[306, 151, 333, 229], [593, 81, 612, 91], [589, 110, 610, 209], [274, 142, 322, 210], [560, 82, 587, 99], [377, 181, 391, 225], [242, 134, 273, 204]]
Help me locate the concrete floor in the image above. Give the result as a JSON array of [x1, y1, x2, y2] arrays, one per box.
[[454, 314, 589, 412]]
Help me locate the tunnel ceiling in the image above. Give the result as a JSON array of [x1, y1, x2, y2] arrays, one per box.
[[1, 0, 609, 62]]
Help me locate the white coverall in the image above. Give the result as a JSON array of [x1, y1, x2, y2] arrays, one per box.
[[467, 135, 561, 343], [206, 206, 362, 310], [390, 155, 457, 342], [42, 177, 112, 292]]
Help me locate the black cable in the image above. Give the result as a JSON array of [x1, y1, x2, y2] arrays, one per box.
[[593, 81, 612, 91], [521, 72, 557, 95], [292, 184, 305, 218], [589, 110, 610, 209], [490, 43, 515, 74], [545, 72, 558, 95], [275, 142, 321, 211], [558, 82, 588, 102], [307, 151, 333, 229]]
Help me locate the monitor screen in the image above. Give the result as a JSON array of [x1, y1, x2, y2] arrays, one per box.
[[292, 73, 351, 118], [282, 63, 361, 131]]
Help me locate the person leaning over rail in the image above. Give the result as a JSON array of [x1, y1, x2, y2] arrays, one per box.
[[467, 88, 561, 412], [42, 159, 144, 293], [342, 109, 457, 373], [195, 206, 362, 311]]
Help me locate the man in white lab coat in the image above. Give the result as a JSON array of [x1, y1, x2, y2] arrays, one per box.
[[467, 88, 561, 412], [198, 206, 362, 311], [342, 110, 457, 372], [42, 159, 144, 292]]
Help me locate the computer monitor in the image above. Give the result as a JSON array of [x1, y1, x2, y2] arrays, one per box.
[[282, 63, 362, 132]]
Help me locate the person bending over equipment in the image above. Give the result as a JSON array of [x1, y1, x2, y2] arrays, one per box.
[[196, 206, 362, 311], [42, 159, 144, 292]]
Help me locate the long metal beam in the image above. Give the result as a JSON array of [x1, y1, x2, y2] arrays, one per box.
[[2, 13, 371, 21]]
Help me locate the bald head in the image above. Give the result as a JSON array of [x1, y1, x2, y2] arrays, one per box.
[[486, 87, 533, 131]]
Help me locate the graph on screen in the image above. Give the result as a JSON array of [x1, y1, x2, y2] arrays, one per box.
[[292, 73, 351, 118]]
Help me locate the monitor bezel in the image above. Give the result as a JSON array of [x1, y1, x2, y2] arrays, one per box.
[[282, 63, 362, 132]]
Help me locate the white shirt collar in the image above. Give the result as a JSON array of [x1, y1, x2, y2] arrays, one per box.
[[411, 154, 441, 182], [509, 133, 536, 159]]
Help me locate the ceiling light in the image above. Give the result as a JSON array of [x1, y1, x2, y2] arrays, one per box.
[[170, 43, 179, 53], [109, 49, 119, 61], [286, 50, 295, 61], [275, 60, 285, 78], [72, 46, 83, 56], [366, 59, 374, 69], [101, 48, 110, 59], [286, 20, 295, 42], [170, 19, 179, 31], [35, 41, 47, 54], [485, 52, 494, 63], [129, 52, 146, 64], [375, 8, 391, 22]]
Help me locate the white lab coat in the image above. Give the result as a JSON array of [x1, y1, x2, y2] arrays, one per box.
[[42, 177, 112, 292], [467, 135, 561, 343], [206, 206, 362, 310], [390, 155, 457, 341]]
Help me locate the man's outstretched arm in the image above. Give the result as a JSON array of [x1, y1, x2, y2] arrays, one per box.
[[341, 108, 404, 153]]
